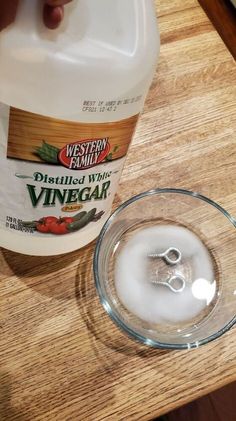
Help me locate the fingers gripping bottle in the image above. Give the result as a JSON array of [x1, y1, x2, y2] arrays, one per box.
[[0, 0, 159, 255]]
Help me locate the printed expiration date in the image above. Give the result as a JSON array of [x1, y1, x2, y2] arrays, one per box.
[[82, 96, 142, 113]]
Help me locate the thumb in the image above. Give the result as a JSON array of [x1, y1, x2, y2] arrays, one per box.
[[43, 4, 64, 30], [43, 1, 72, 29]]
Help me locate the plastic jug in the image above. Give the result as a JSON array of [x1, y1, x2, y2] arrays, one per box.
[[0, 0, 159, 256]]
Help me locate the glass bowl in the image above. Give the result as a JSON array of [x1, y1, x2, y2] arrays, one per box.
[[94, 188, 236, 349]]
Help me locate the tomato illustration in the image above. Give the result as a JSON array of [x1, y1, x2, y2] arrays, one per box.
[[36, 222, 51, 233], [40, 216, 58, 225], [60, 216, 74, 224], [49, 220, 69, 235]]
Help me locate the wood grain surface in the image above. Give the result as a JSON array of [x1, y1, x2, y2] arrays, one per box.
[[1, 0, 236, 420], [8, 108, 138, 162], [167, 381, 236, 421], [198, 0, 236, 59]]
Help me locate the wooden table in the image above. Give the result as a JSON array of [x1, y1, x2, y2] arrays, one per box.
[[1, 1, 236, 420]]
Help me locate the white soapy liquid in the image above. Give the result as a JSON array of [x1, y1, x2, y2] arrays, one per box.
[[115, 225, 216, 324]]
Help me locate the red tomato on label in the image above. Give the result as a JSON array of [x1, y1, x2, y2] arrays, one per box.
[[40, 216, 58, 225], [36, 222, 51, 233], [61, 217, 74, 224], [49, 220, 69, 235]]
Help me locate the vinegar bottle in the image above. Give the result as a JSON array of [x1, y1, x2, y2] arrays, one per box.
[[0, 0, 160, 255]]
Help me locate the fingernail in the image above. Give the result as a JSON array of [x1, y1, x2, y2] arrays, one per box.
[[43, 5, 64, 30]]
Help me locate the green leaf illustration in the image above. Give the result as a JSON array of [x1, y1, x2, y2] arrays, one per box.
[[35, 140, 60, 164]]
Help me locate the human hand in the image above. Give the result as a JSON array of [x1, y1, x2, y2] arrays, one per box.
[[0, 0, 73, 31]]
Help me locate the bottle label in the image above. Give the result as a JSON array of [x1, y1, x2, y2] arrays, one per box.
[[0, 105, 138, 237]]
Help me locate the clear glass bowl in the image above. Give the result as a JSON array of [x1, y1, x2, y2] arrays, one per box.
[[94, 189, 236, 349]]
